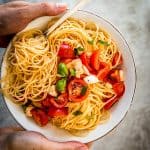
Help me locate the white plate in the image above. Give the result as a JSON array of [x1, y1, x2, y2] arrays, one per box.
[[1, 10, 136, 143]]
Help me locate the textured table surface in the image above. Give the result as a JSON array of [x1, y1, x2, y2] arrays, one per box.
[[0, 0, 150, 150]]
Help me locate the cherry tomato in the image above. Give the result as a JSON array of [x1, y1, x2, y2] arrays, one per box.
[[31, 108, 48, 126], [41, 95, 51, 108], [112, 52, 123, 66], [49, 93, 68, 108], [68, 78, 89, 102], [113, 82, 125, 97], [97, 62, 110, 81], [48, 106, 68, 118], [80, 53, 95, 73], [58, 43, 74, 59], [61, 58, 72, 64], [104, 96, 119, 110], [90, 50, 101, 70], [108, 69, 120, 84]]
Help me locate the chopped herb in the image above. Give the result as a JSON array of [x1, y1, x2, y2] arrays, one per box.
[[22, 105, 27, 112], [22, 100, 31, 111], [58, 63, 68, 77], [87, 39, 94, 45], [70, 68, 76, 77], [56, 78, 67, 93], [99, 40, 110, 46], [73, 110, 83, 116], [80, 86, 88, 96], [74, 47, 84, 56]]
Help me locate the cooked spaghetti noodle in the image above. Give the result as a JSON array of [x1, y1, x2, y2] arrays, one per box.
[[3, 29, 57, 104], [2, 17, 124, 135]]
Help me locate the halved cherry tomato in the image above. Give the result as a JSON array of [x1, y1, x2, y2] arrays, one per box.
[[61, 58, 72, 64], [41, 95, 51, 108], [80, 53, 95, 73], [104, 96, 119, 110], [97, 62, 110, 81], [42, 94, 68, 108], [48, 106, 68, 118], [68, 78, 89, 102], [113, 82, 125, 97], [58, 43, 75, 59], [112, 52, 123, 66], [90, 50, 100, 70], [108, 69, 120, 84], [49, 93, 68, 108], [31, 108, 48, 126]]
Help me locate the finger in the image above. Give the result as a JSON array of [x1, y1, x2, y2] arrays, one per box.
[[0, 127, 24, 134], [5, 131, 89, 150], [86, 142, 93, 149], [5, 1, 29, 7], [26, 2, 67, 20], [54, 141, 89, 150]]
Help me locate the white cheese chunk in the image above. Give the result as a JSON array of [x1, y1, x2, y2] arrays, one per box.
[[84, 75, 99, 84]]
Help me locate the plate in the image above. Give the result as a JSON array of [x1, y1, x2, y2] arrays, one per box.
[[1, 10, 136, 143]]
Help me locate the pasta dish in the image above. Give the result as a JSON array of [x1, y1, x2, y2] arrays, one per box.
[[1, 17, 125, 135]]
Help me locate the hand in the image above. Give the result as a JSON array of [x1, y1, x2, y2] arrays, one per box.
[[0, 127, 89, 150], [0, 1, 67, 47]]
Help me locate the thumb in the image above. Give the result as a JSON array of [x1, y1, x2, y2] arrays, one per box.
[[27, 2, 67, 20]]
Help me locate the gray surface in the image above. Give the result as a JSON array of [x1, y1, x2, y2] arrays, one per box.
[[0, 0, 150, 150]]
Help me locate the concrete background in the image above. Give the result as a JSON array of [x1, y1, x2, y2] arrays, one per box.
[[0, 0, 150, 150]]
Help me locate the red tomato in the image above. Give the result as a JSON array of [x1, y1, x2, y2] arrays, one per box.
[[112, 52, 123, 66], [61, 58, 72, 64], [41, 95, 51, 107], [48, 106, 68, 118], [68, 78, 89, 102], [49, 93, 68, 108], [31, 109, 48, 126], [113, 82, 125, 97], [80, 53, 95, 73], [108, 69, 120, 84], [104, 96, 119, 110], [90, 50, 101, 70], [97, 62, 110, 81], [58, 43, 74, 59]]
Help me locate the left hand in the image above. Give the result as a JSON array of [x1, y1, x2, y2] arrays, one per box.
[[0, 1, 67, 47], [0, 127, 89, 150]]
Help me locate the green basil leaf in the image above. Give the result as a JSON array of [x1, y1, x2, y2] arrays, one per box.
[[58, 63, 68, 77], [74, 47, 84, 56], [87, 39, 94, 45], [99, 40, 110, 46], [56, 78, 67, 93], [70, 68, 76, 77], [73, 110, 83, 116], [80, 86, 88, 96]]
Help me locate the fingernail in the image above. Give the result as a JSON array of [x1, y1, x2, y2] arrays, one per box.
[[56, 3, 67, 8]]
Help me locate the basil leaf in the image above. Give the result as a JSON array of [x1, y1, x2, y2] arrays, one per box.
[[87, 39, 94, 45], [70, 68, 76, 77], [58, 63, 68, 77], [56, 78, 67, 93], [80, 86, 88, 96], [22, 100, 31, 112], [74, 47, 84, 56], [73, 110, 83, 116], [99, 40, 110, 46]]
